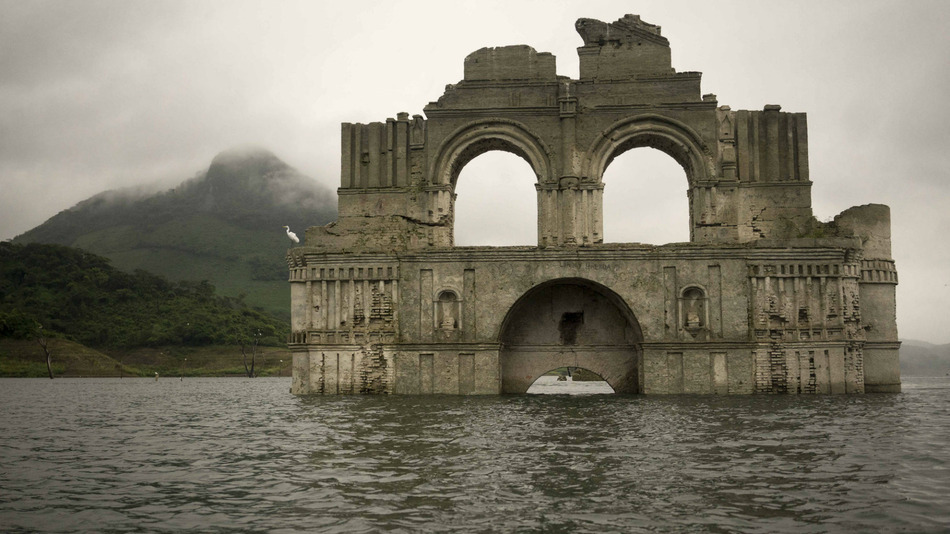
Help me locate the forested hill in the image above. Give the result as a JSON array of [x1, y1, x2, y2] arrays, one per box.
[[0, 242, 286, 348], [900, 339, 950, 377], [14, 147, 337, 319]]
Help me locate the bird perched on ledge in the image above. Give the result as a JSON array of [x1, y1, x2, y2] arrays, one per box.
[[283, 225, 300, 244]]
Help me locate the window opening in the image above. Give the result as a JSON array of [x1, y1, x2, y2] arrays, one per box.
[[602, 147, 689, 244], [559, 312, 584, 345], [454, 151, 537, 246]]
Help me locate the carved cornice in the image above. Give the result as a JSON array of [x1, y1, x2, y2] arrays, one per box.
[[423, 107, 560, 118], [588, 102, 717, 113]]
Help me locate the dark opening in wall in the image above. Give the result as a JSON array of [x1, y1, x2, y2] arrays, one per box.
[[559, 312, 584, 345]]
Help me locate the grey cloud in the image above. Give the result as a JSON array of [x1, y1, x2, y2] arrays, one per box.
[[1, 0, 949, 343]]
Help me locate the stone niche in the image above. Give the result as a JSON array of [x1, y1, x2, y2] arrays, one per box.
[[288, 15, 900, 396]]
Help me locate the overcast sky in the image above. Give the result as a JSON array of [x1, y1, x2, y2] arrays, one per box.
[[1, 0, 948, 343]]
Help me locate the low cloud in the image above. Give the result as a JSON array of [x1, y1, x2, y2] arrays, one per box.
[[1, 0, 947, 341]]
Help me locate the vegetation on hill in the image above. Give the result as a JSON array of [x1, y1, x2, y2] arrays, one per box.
[[13, 147, 336, 319], [900, 339, 950, 376], [0, 338, 132, 377], [0, 242, 287, 349], [0, 338, 291, 378]]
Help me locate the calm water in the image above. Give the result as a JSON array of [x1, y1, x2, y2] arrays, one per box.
[[1, 376, 949, 533]]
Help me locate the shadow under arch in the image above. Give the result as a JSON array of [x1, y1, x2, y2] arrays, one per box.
[[428, 119, 555, 188], [498, 278, 643, 394]]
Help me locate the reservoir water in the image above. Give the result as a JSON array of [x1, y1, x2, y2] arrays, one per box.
[[1, 376, 948, 533]]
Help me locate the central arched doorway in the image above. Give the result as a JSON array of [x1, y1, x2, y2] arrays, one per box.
[[499, 278, 642, 394]]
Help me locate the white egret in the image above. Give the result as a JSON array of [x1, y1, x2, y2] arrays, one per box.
[[283, 225, 300, 244]]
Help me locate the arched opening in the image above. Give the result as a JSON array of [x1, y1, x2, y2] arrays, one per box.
[[499, 278, 642, 394], [454, 151, 537, 246], [585, 115, 710, 245], [602, 147, 690, 244], [525, 366, 615, 395]]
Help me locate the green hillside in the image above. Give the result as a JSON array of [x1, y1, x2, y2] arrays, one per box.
[[106, 344, 291, 378], [0, 242, 287, 347], [0, 338, 291, 378], [0, 242, 291, 377], [14, 147, 336, 319], [900, 340, 950, 376], [0, 338, 128, 377]]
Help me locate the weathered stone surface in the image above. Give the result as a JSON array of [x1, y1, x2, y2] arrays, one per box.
[[288, 15, 900, 395]]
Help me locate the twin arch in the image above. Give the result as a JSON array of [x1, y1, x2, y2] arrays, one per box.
[[585, 115, 711, 184], [430, 117, 708, 391], [430, 114, 711, 188], [430, 119, 554, 187]]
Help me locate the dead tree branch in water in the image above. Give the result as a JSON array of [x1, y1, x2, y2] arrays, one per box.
[[240, 330, 262, 378], [241, 342, 256, 378], [36, 325, 53, 379]]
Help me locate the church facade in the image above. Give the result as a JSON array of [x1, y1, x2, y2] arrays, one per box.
[[287, 15, 900, 395]]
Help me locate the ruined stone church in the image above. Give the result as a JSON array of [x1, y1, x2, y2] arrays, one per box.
[[287, 15, 900, 395]]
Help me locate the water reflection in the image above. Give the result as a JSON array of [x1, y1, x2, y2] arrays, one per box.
[[0, 377, 947, 532]]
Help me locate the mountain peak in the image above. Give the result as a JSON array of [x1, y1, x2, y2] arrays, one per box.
[[12, 147, 337, 318], [209, 146, 282, 168], [201, 146, 299, 207], [206, 146, 290, 181]]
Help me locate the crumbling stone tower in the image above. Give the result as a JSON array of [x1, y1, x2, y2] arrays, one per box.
[[288, 15, 900, 395]]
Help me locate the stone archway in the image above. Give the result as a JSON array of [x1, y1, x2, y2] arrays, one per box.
[[498, 278, 642, 394], [582, 115, 715, 242], [427, 119, 556, 246], [429, 119, 555, 188], [584, 114, 712, 185]]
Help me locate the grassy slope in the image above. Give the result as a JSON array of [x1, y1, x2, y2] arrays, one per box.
[[105, 345, 291, 377], [0, 339, 136, 377], [14, 149, 334, 322], [900, 340, 950, 376], [0, 339, 291, 378], [72, 214, 291, 319]]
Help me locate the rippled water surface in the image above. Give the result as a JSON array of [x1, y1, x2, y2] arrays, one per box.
[[2, 377, 949, 533]]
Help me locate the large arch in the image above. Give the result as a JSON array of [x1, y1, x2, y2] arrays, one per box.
[[582, 115, 715, 242], [428, 119, 555, 188], [583, 114, 713, 185], [498, 278, 642, 394]]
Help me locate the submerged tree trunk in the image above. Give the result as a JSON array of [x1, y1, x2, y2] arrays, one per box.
[[241, 343, 253, 378], [241, 343, 257, 378], [37, 336, 52, 379]]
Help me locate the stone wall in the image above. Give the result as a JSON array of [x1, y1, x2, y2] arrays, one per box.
[[289, 15, 900, 395]]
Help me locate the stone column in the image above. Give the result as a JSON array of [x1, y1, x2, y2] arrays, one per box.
[[554, 81, 582, 246]]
